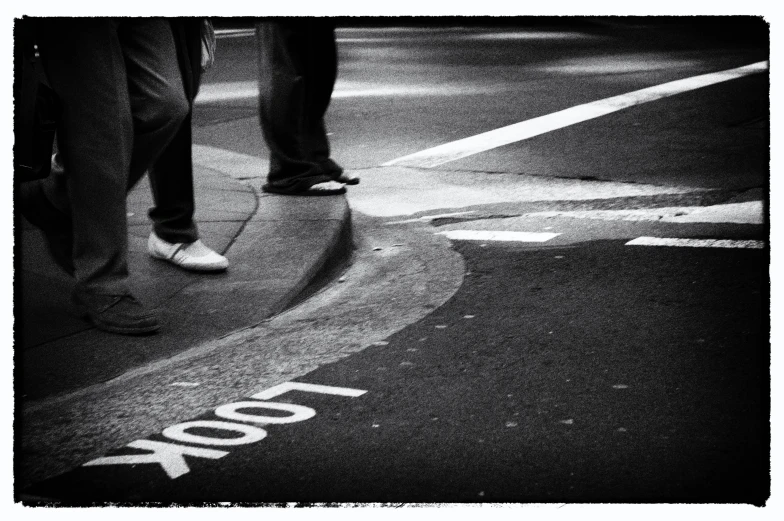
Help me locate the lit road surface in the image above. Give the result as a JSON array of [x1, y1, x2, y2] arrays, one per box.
[[20, 20, 769, 505]]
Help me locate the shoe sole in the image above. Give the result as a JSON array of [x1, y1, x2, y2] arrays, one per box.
[[149, 251, 229, 272], [262, 184, 346, 196], [74, 300, 160, 336], [262, 174, 346, 196], [336, 174, 360, 185], [87, 315, 160, 335]]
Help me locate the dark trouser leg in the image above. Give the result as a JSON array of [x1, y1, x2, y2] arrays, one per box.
[[303, 22, 341, 175], [36, 18, 188, 297], [256, 21, 340, 188], [147, 19, 199, 244], [147, 111, 198, 244], [37, 19, 134, 297], [121, 18, 190, 191]]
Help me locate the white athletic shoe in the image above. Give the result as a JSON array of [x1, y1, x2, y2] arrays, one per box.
[[148, 232, 229, 272]]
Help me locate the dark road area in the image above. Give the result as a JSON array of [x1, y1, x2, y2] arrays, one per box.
[[27, 237, 768, 503], [16, 17, 770, 508]]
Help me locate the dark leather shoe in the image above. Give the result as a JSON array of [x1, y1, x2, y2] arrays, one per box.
[[16, 182, 75, 275], [74, 293, 159, 335]]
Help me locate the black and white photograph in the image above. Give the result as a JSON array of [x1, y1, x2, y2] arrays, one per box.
[[7, 1, 776, 513]]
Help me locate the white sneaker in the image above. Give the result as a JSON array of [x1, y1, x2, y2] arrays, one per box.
[[148, 232, 229, 272]]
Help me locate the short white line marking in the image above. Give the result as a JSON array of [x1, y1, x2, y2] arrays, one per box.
[[386, 211, 477, 225], [383, 61, 768, 168], [437, 230, 560, 242], [626, 237, 765, 249], [170, 382, 200, 388]]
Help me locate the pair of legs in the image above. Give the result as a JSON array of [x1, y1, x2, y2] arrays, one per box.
[[22, 18, 218, 333], [256, 20, 356, 194]]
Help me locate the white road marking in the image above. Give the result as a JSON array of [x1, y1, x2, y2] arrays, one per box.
[[385, 211, 477, 225], [436, 230, 560, 242], [217, 28, 593, 43], [170, 382, 200, 388], [626, 237, 765, 249], [214, 29, 255, 39], [80, 382, 367, 479], [383, 61, 768, 168], [163, 420, 268, 447], [83, 440, 228, 480], [251, 381, 368, 400], [215, 401, 316, 425], [527, 201, 765, 225], [194, 80, 508, 104]]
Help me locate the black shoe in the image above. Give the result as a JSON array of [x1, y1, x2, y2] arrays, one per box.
[[74, 293, 160, 335], [16, 182, 75, 275]]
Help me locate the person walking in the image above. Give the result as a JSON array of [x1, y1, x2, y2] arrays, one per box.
[[146, 19, 229, 273], [255, 19, 358, 195], [16, 18, 223, 335]]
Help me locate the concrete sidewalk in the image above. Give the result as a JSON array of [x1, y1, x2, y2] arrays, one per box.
[[16, 147, 353, 402]]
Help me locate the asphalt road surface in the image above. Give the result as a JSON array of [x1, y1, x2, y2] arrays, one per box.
[[20, 19, 770, 505]]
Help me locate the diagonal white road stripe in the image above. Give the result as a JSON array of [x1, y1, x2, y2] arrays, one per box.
[[383, 61, 768, 168]]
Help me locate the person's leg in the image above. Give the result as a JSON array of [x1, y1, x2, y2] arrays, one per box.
[[296, 20, 357, 185], [256, 22, 334, 192], [119, 18, 190, 191], [31, 19, 189, 334], [147, 112, 198, 244], [140, 20, 227, 271], [35, 18, 134, 298], [16, 153, 74, 275], [302, 20, 339, 175], [145, 110, 228, 272]]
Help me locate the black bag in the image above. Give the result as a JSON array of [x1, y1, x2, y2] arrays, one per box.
[[14, 18, 58, 183]]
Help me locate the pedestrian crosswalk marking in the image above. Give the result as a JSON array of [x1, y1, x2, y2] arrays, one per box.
[[383, 61, 768, 168], [626, 237, 765, 249], [436, 230, 560, 242]]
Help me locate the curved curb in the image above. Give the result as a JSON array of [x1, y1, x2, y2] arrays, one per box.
[[20, 148, 353, 403]]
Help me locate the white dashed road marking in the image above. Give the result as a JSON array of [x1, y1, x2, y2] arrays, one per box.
[[437, 229, 764, 249], [625, 237, 765, 249], [383, 61, 768, 168]]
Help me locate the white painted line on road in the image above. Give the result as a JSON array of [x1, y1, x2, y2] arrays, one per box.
[[383, 61, 768, 168], [625, 237, 765, 249], [252, 381, 368, 400], [216, 28, 594, 42], [385, 211, 477, 225], [194, 81, 508, 104], [195, 81, 258, 103], [215, 29, 255, 39], [437, 230, 560, 242], [527, 201, 765, 225]]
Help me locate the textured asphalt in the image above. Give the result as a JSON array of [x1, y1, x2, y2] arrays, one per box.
[[24, 236, 768, 504]]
